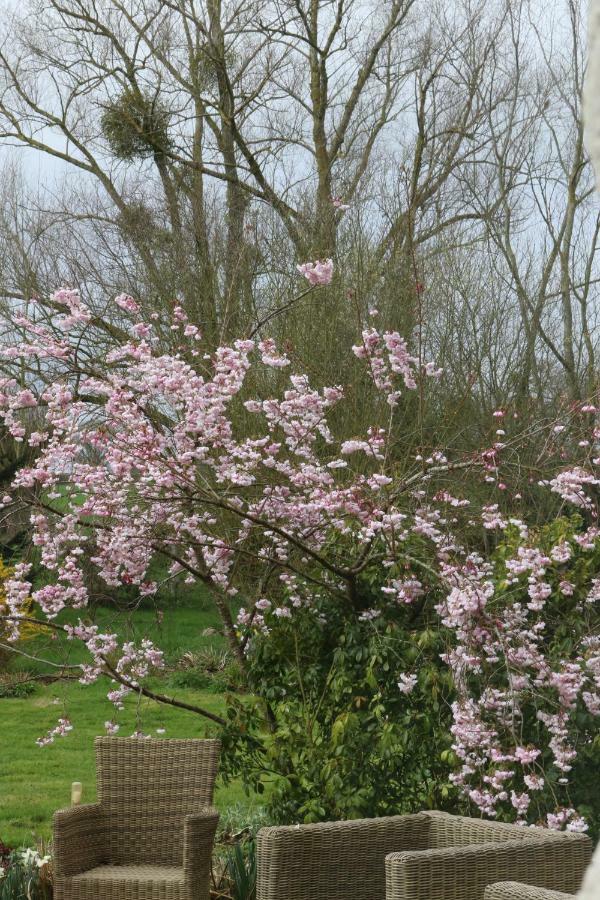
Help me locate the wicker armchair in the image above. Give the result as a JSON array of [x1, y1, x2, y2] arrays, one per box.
[[484, 885, 574, 900], [256, 811, 592, 900], [53, 736, 220, 900]]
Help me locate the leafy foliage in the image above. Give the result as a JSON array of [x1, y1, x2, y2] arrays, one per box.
[[224, 840, 256, 900], [222, 552, 457, 823]]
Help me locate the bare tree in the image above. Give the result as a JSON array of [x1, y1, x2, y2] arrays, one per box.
[[468, 0, 600, 403], [0, 0, 596, 412]]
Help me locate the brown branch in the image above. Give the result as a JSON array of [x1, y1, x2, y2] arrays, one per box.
[[0, 614, 227, 726], [101, 657, 227, 726]]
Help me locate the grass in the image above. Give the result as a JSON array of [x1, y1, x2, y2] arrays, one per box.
[[0, 598, 266, 847]]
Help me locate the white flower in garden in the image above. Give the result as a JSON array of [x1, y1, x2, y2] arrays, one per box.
[[19, 847, 50, 868], [398, 673, 418, 694]]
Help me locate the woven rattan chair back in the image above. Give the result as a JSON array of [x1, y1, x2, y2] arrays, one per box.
[[257, 812, 432, 900], [95, 736, 220, 866], [427, 812, 544, 849]]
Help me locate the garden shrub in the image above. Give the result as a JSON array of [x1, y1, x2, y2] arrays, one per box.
[[221, 545, 458, 824], [0, 677, 36, 699]]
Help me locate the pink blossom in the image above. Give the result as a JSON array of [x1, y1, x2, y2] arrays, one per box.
[[382, 578, 423, 604], [297, 259, 334, 285], [114, 293, 140, 314], [547, 808, 588, 832], [510, 790, 530, 815], [423, 361, 443, 378], [53, 288, 92, 330], [36, 717, 73, 747], [482, 504, 507, 530], [273, 607, 292, 618], [514, 746, 541, 765], [551, 465, 600, 509], [132, 323, 152, 339], [1, 282, 598, 836], [258, 339, 290, 368], [551, 542, 572, 563], [586, 579, 600, 603], [15, 389, 37, 408], [183, 324, 201, 340], [524, 774, 544, 790]]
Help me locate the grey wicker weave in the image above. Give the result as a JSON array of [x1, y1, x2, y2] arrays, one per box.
[[256, 811, 592, 900], [53, 736, 220, 900], [484, 884, 574, 900]]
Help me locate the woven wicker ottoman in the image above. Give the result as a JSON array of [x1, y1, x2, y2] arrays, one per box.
[[256, 811, 592, 900]]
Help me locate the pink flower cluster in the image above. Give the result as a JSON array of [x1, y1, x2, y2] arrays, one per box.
[[352, 329, 441, 406], [2, 286, 600, 832], [1, 287, 442, 723], [296, 259, 334, 285], [36, 717, 73, 747], [439, 517, 600, 828]]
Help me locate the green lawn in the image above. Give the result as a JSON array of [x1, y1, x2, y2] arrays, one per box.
[[0, 601, 266, 847]]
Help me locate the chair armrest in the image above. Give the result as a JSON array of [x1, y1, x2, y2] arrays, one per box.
[[183, 807, 220, 892], [52, 803, 107, 877], [385, 834, 591, 900], [484, 883, 574, 900], [257, 813, 430, 900]]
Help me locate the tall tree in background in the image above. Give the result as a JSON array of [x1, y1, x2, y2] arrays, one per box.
[[0, 1, 516, 338], [0, 0, 597, 407]]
